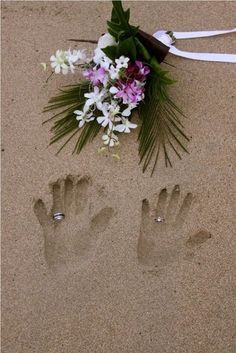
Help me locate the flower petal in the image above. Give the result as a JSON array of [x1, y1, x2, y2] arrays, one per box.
[[79, 120, 85, 128], [114, 124, 125, 133], [128, 122, 137, 129], [74, 110, 83, 115], [122, 108, 131, 117], [55, 65, 61, 74], [124, 127, 130, 133], [110, 86, 118, 94], [97, 117, 104, 124]]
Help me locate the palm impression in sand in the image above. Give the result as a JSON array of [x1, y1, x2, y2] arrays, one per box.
[[138, 185, 211, 268], [34, 175, 114, 269]]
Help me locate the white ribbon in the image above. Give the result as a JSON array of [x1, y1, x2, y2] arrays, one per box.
[[153, 28, 236, 63]]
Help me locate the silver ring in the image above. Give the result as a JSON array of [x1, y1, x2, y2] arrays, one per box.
[[155, 216, 165, 223], [53, 212, 65, 221], [166, 31, 176, 44]]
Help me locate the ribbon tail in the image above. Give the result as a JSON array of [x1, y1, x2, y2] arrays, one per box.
[[153, 29, 236, 63], [169, 46, 236, 63], [173, 28, 236, 40]]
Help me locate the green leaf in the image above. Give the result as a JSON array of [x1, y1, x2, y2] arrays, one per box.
[[149, 57, 176, 85], [117, 36, 137, 60], [107, 1, 138, 40], [134, 37, 151, 62], [43, 82, 101, 155], [102, 45, 118, 61], [138, 74, 189, 175], [72, 119, 101, 154], [43, 81, 90, 114], [107, 20, 124, 33]]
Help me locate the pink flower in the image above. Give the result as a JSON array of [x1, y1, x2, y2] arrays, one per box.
[[83, 67, 107, 86], [126, 60, 150, 82], [135, 60, 150, 76], [111, 80, 144, 104]]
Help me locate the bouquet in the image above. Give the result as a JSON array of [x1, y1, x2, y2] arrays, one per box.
[[43, 1, 189, 174]]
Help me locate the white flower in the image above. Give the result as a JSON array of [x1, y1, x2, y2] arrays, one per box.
[[115, 56, 129, 69], [66, 51, 77, 73], [109, 65, 120, 80], [84, 87, 106, 108], [114, 118, 137, 133], [97, 101, 121, 129], [77, 49, 88, 63], [93, 34, 114, 68], [102, 130, 119, 147], [74, 106, 94, 128], [93, 47, 105, 65], [97, 33, 117, 49], [108, 100, 121, 116], [65, 49, 88, 73], [122, 103, 137, 117], [67, 49, 80, 63], [97, 111, 111, 128], [93, 47, 112, 70], [93, 35, 115, 68], [50, 50, 69, 74], [100, 56, 113, 70], [50, 48, 89, 74]]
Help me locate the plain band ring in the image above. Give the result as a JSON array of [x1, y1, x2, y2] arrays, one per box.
[[53, 212, 65, 221]]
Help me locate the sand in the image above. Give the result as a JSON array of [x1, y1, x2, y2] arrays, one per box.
[[1, 1, 236, 352]]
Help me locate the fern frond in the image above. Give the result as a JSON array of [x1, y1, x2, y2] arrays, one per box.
[[43, 82, 101, 154], [138, 74, 189, 175]]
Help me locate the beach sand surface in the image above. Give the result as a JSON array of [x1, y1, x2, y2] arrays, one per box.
[[2, 1, 236, 352]]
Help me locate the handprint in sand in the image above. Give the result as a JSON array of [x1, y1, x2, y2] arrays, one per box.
[[34, 175, 114, 269], [138, 185, 211, 268]]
